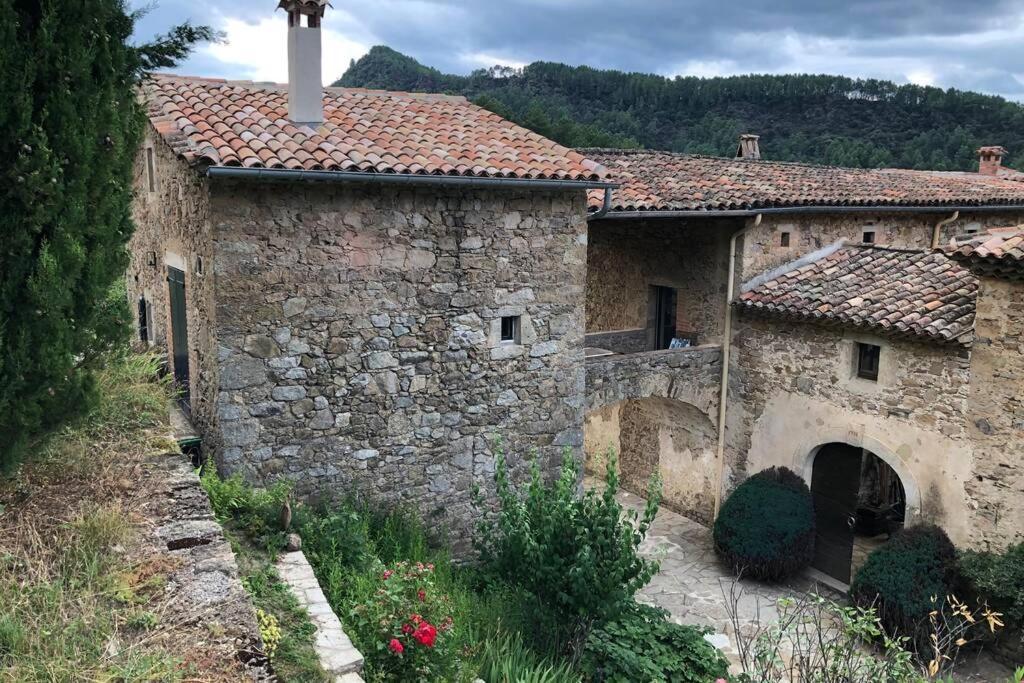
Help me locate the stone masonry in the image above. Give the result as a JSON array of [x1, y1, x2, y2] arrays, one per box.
[[208, 180, 588, 550]]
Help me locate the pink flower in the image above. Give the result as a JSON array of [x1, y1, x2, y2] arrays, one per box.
[[382, 569, 393, 580], [388, 638, 404, 655], [417, 589, 426, 602], [401, 623, 414, 635]]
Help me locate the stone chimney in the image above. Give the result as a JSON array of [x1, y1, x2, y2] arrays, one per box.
[[977, 145, 1008, 176], [279, 0, 329, 125], [736, 134, 761, 160]]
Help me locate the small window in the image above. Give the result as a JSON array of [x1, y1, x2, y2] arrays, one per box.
[[146, 147, 156, 193], [862, 231, 876, 244], [500, 316, 520, 344], [857, 343, 881, 381], [780, 231, 791, 247], [138, 297, 149, 342], [194, 255, 204, 275]]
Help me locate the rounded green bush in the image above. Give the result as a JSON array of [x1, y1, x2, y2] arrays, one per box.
[[712, 466, 815, 581], [850, 524, 957, 647]]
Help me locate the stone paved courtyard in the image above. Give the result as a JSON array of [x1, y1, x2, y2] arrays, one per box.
[[593, 480, 1014, 681]]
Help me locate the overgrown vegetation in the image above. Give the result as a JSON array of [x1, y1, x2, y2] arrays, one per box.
[[200, 468, 329, 682], [0, 353, 242, 681], [713, 466, 816, 581], [850, 524, 959, 651], [338, 46, 1024, 170], [580, 601, 728, 683], [0, 0, 216, 468], [476, 449, 661, 656]]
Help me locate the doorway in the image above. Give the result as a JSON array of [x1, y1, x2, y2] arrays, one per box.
[[810, 443, 906, 585], [167, 266, 190, 409], [650, 285, 678, 350]]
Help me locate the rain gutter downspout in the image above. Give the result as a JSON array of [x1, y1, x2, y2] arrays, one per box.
[[206, 166, 617, 192], [587, 187, 613, 220], [932, 210, 960, 249], [713, 213, 761, 520]]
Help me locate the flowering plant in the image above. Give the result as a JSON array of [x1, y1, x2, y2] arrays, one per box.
[[348, 560, 457, 681]]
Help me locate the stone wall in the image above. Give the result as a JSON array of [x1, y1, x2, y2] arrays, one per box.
[[126, 130, 219, 437], [739, 211, 1024, 280], [583, 345, 722, 522], [584, 329, 648, 355], [965, 276, 1024, 550], [209, 181, 588, 550], [729, 315, 983, 545], [586, 219, 736, 344]]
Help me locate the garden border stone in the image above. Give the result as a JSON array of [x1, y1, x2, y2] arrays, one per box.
[[276, 548, 366, 682]]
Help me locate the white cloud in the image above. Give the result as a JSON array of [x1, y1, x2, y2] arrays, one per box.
[[202, 10, 374, 84], [666, 59, 739, 79]]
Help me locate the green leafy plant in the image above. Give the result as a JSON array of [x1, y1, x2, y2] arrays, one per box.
[[850, 524, 958, 651], [346, 560, 458, 682], [200, 467, 291, 545], [475, 448, 661, 656], [476, 631, 581, 683], [959, 542, 1024, 634], [581, 601, 728, 683], [713, 466, 815, 581]]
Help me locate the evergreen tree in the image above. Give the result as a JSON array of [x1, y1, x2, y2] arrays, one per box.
[[338, 47, 1024, 172], [0, 0, 214, 467]]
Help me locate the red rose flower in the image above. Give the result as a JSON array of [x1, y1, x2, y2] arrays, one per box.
[[413, 622, 438, 648], [402, 623, 414, 635], [382, 569, 393, 580], [417, 589, 426, 602], [410, 614, 422, 625], [388, 638, 404, 655]]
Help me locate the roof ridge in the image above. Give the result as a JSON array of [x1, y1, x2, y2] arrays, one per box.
[[149, 73, 468, 103]]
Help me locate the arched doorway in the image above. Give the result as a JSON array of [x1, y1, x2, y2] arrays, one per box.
[[811, 443, 906, 585]]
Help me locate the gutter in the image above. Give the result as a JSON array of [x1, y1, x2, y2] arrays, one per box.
[[713, 213, 761, 520], [587, 187, 613, 220], [207, 166, 617, 191], [593, 204, 1024, 219], [932, 210, 960, 249]]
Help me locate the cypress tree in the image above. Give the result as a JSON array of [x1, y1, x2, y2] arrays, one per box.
[[0, 1, 214, 467]]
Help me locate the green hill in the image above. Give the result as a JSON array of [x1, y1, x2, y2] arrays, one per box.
[[336, 46, 1024, 171]]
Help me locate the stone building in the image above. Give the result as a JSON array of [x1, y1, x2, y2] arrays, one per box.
[[583, 142, 1024, 584], [126, 1, 611, 547]]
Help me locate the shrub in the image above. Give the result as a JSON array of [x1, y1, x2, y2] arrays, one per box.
[[712, 466, 815, 581], [475, 448, 661, 654], [200, 468, 291, 545], [345, 560, 458, 682], [959, 542, 1024, 632], [581, 601, 728, 683], [850, 524, 958, 648]]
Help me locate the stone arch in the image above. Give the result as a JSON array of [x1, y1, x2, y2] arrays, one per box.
[[798, 431, 922, 523], [585, 395, 718, 524]]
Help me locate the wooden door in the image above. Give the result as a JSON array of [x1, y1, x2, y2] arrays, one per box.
[[811, 443, 862, 584], [167, 266, 190, 408], [653, 286, 678, 350]]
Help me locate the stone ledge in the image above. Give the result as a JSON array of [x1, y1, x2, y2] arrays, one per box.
[[276, 549, 365, 681]]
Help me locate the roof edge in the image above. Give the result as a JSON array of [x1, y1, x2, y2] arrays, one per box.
[[206, 166, 618, 190], [593, 204, 1024, 219], [740, 240, 848, 294]]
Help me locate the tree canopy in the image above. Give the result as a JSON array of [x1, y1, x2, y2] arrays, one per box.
[[337, 46, 1024, 170], [0, 1, 214, 467]]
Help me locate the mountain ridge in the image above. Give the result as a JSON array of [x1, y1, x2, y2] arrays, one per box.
[[335, 46, 1024, 172]]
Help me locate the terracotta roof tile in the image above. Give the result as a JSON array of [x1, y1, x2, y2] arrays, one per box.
[[145, 75, 606, 182], [737, 245, 977, 345], [944, 226, 1024, 280], [581, 149, 1024, 212]]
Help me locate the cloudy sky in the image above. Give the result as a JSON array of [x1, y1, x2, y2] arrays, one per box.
[[130, 0, 1024, 101]]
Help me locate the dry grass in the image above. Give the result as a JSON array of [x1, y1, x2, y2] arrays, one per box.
[[0, 352, 247, 682]]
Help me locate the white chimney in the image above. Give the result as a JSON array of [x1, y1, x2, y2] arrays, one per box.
[[279, 0, 328, 125]]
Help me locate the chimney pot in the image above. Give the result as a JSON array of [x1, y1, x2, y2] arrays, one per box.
[[278, 0, 330, 125], [736, 134, 761, 160], [977, 145, 1008, 176]]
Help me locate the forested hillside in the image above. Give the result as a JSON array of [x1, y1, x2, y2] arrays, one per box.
[[336, 46, 1024, 171]]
